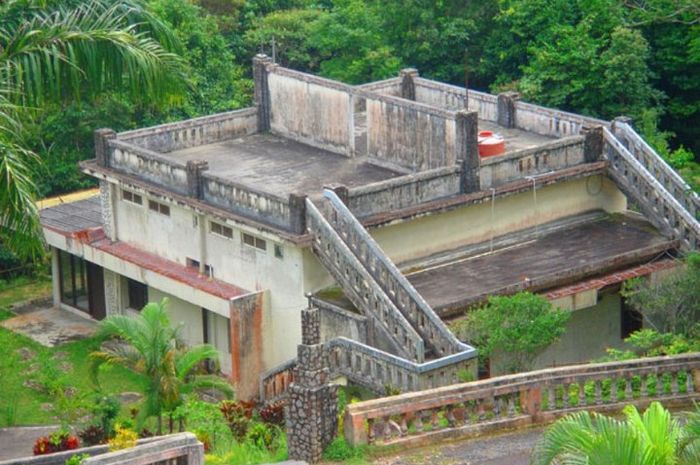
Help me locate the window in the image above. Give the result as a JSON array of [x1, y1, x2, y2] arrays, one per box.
[[58, 250, 88, 311], [242, 232, 266, 251], [274, 244, 284, 259], [210, 221, 233, 239], [148, 199, 170, 216], [186, 258, 213, 277], [122, 189, 142, 205], [127, 278, 148, 310]]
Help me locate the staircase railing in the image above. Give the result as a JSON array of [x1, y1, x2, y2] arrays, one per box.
[[604, 127, 700, 250], [321, 189, 471, 358], [613, 122, 699, 219], [306, 198, 425, 362], [259, 336, 477, 403]]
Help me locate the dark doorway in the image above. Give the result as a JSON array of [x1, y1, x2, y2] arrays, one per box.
[[87, 263, 106, 320]]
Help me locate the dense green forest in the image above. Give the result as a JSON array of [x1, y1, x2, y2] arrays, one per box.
[[12, 0, 700, 197]]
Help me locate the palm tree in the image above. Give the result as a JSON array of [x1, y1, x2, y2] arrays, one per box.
[[531, 401, 700, 465], [0, 0, 186, 258], [90, 300, 233, 434]]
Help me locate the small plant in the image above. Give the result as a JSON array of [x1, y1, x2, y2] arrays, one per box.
[[383, 385, 401, 396], [78, 425, 106, 446], [220, 400, 255, 440], [33, 430, 80, 455], [457, 368, 475, 383], [323, 437, 366, 461], [259, 401, 285, 426], [65, 453, 90, 465], [108, 424, 138, 451]]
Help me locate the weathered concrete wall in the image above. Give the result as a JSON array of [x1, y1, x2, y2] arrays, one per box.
[[515, 101, 608, 138], [413, 78, 498, 122], [268, 68, 353, 155], [355, 77, 402, 96], [480, 136, 586, 189], [346, 166, 462, 218], [371, 175, 628, 265], [315, 299, 368, 344], [119, 108, 258, 153], [108, 140, 190, 196], [365, 93, 457, 172], [230, 292, 266, 399]]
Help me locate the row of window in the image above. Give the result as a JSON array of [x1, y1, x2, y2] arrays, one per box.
[[122, 188, 283, 259]]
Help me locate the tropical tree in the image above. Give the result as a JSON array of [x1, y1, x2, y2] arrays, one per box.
[[531, 401, 700, 465], [0, 0, 186, 259], [90, 300, 233, 434]]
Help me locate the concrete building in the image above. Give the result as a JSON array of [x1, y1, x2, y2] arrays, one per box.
[[40, 56, 700, 399]]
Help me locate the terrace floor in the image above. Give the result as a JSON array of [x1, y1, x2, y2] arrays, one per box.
[[406, 214, 676, 318], [168, 132, 401, 198], [479, 119, 555, 153]]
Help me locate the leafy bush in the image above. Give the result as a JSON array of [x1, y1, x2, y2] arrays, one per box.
[[219, 400, 255, 440], [323, 437, 366, 461], [258, 401, 285, 426], [173, 398, 230, 452], [65, 453, 90, 465], [108, 425, 138, 452], [77, 425, 106, 446], [33, 430, 80, 455]]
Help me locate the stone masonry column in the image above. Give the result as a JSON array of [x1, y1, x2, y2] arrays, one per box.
[[253, 54, 273, 132], [399, 68, 419, 101], [286, 306, 338, 464], [456, 110, 480, 193], [497, 91, 519, 128]]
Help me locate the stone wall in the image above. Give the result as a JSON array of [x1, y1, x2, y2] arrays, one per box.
[[119, 108, 258, 153], [346, 166, 462, 218], [268, 67, 354, 156], [479, 136, 586, 188]]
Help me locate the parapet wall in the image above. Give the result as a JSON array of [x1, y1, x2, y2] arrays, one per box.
[[267, 66, 354, 155], [414, 78, 498, 122], [119, 108, 258, 152]]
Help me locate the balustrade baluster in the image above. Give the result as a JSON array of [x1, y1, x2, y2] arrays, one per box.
[[671, 372, 680, 395], [399, 415, 408, 436], [687, 371, 695, 393], [547, 386, 556, 411], [446, 405, 456, 427], [414, 411, 424, 433], [579, 381, 586, 406], [431, 409, 440, 430], [508, 394, 517, 417], [624, 377, 633, 400], [477, 399, 486, 422], [382, 416, 392, 441], [562, 384, 570, 409], [368, 419, 376, 444], [640, 374, 648, 398], [595, 380, 602, 405], [656, 375, 664, 397]]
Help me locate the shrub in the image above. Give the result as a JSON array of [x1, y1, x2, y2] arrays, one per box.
[[220, 400, 255, 440], [246, 423, 278, 450], [259, 401, 285, 426], [323, 437, 366, 461], [33, 430, 80, 455], [108, 425, 138, 451], [65, 453, 90, 465], [78, 425, 106, 446]]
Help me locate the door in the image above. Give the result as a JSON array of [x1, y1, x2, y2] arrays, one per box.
[[86, 263, 106, 320]]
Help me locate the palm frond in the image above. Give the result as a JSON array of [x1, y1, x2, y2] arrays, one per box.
[[175, 344, 220, 380], [182, 375, 234, 399]]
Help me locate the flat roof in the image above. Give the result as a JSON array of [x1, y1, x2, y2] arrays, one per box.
[[406, 214, 676, 318], [166, 133, 401, 198], [478, 120, 555, 153], [39, 196, 102, 232]]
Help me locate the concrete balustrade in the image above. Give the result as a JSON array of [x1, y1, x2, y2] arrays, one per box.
[[344, 353, 700, 448]]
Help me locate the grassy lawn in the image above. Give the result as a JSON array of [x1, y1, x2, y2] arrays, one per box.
[[0, 280, 144, 427]]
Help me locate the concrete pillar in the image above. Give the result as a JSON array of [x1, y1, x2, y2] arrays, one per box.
[[286, 306, 338, 464], [94, 128, 116, 167], [288, 193, 308, 235], [103, 269, 122, 316], [611, 116, 633, 144], [253, 54, 273, 132], [497, 92, 519, 129], [399, 68, 419, 101], [456, 110, 480, 193], [185, 160, 209, 199], [582, 126, 604, 163], [50, 247, 61, 308]]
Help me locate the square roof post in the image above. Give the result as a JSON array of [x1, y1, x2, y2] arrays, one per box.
[[497, 91, 520, 129], [253, 54, 273, 132], [400, 68, 419, 101], [582, 125, 604, 163], [94, 128, 116, 167], [185, 160, 209, 199], [456, 110, 480, 193]]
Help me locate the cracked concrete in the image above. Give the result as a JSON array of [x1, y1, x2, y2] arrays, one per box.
[[1, 306, 96, 347]]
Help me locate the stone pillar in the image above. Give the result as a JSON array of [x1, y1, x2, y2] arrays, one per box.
[[324, 184, 349, 205], [286, 306, 338, 464], [582, 125, 604, 163], [611, 116, 633, 143], [94, 128, 116, 167], [497, 91, 519, 129], [50, 247, 61, 308], [185, 160, 209, 199], [399, 68, 419, 101], [253, 54, 273, 132], [289, 193, 308, 235], [456, 110, 480, 193]]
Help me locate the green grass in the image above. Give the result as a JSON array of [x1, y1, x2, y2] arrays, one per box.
[[0, 276, 51, 308], [0, 280, 144, 427]]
